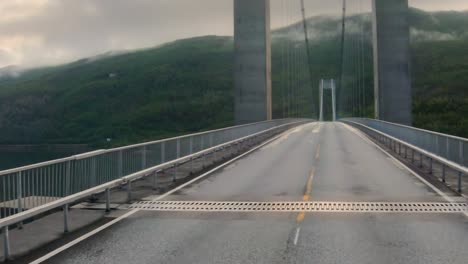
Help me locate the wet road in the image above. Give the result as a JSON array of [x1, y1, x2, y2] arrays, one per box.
[[42, 122, 468, 264]]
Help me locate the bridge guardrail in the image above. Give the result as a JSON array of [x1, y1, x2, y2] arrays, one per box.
[[0, 119, 306, 221], [0, 118, 309, 260], [343, 118, 468, 168], [342, 118, 467, 194]]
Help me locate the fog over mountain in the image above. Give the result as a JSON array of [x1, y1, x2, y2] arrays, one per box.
[[0, 0, 467, 68], [0, 9, 467, 146]]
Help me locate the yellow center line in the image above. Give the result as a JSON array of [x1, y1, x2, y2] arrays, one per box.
[[305, 167, 315, 195], [296, 212, 306, 222], [294, 132, 320, 243], [296, 167, 315, 223]]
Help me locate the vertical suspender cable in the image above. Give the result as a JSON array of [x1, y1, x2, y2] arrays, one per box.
[[352, 2, 356, 117], [288, 4, 292, 118], [296, 19, 299, 118], [360, 1, 364, 117], [292, 7, 297, 118], [354, 3, 358, 117], [346, 3, 351, 116], [288, 0, 292, 118], [358, 0, 363, 117], [281, 0, 286, 118], [358, 2, 362, 117], [359, 0, 366, 117], [295, 5, 299, 118], [353, 2, 361, 117], [304, 43, 308, 117], [286, 1, 290, 118], [352, 3, 355, 116], [300, 0, 316, 119], [344, 5, 350, 116], [292, 1, 296, 118], [339, 0, 347, 118]]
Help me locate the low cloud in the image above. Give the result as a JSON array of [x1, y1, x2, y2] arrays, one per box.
[[273, 14, 373, 43], [0, 0, 235, 68], [0, 0, 467, 68], [410, 29, 458, 42]]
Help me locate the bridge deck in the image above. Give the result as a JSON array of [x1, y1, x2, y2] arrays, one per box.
[[40, 123, 468, 264]]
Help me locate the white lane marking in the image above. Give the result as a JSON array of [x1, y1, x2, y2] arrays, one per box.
[[30, 125, 310, 264], [387, 157, 405, 170], [265, 123, 317, 149], [341, 123, 468, 218], [30, 209, 138, 264], [312, 123, 322, 133], [293, 227, 301, 245]]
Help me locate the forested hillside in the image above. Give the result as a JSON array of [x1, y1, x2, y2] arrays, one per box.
[[0, 37, 235, 146], [0, 8, 467, 146]]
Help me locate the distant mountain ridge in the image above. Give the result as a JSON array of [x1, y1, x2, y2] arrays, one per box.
[[0, 8, 466, 145], [0, 65, 23, 78]]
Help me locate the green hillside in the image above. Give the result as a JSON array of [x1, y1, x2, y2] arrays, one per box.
[[0, 8, 467, 146], [0, 37, 235, 146]]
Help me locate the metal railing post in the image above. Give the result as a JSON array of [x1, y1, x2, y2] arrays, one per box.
[[142, 146, 147, 170], [161, 142, 166, 163], [446, 138, 449, 161], [17, 171, 23, 229], [419, 153, 423, 168], [460, 141, 464, 166], [91, 156, 96, 187], [429, 158, 433, 174], [189, 137, 193, 174], [118, 150, 123, 177], [66, 160, 71, 196], [127, 181, 132, 203], [442, 165, 446, 183], [174, 139, 180, 182], [213, 148, 217, 164], [153, 171, 158, 190], [105, 188, 111, 213], [63, 204, 69, 233], [2, 226, 10, 261], [458, 172, 463, 193], [211, 135, 217, 163], [201, 136, 205, 168]]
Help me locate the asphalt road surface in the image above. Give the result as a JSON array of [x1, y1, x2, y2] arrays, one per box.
[[40, 122, 468, 264]]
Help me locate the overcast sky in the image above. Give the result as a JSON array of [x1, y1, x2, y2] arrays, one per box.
[[1, 0, 467, 68]]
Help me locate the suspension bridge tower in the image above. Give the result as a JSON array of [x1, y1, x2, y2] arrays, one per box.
[[372, 0, 412, 125], [234, 0, 272, 124]]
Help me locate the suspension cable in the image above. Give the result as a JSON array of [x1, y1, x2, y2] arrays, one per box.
[[359, 0, 366, 117], [339, 0, 347, 118]]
